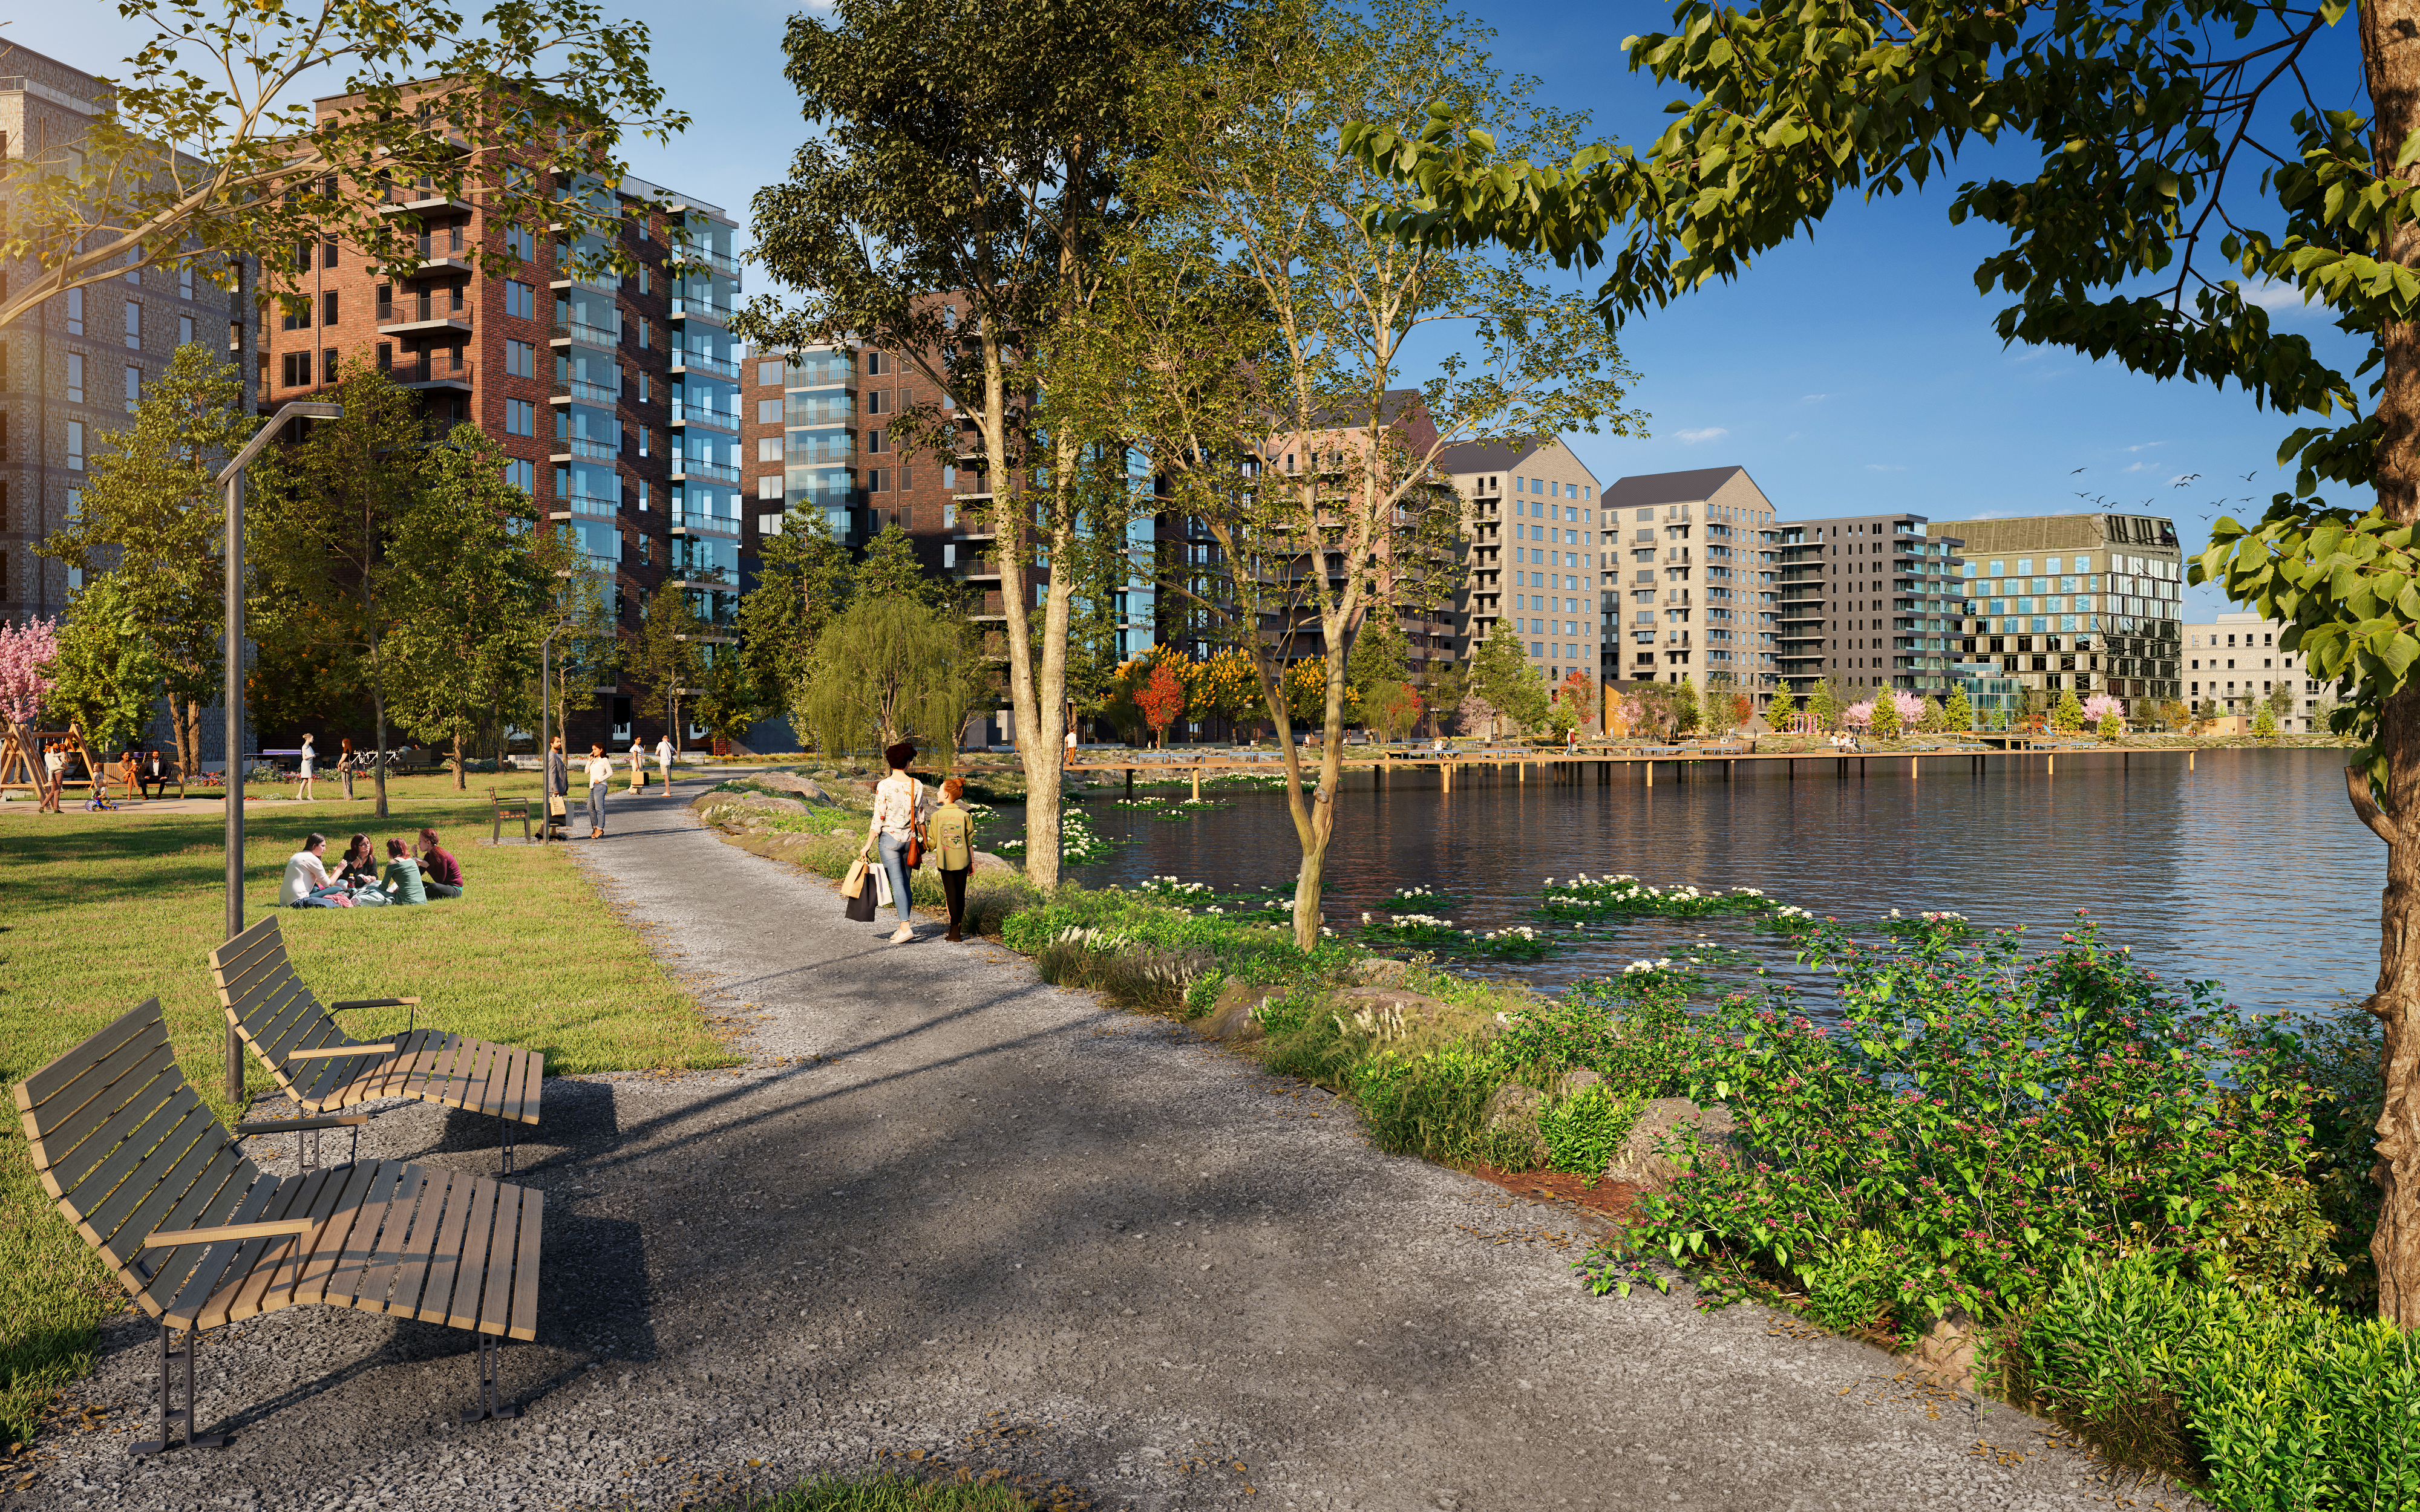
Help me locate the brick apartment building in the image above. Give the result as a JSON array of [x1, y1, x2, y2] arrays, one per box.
[[256, 80, 742, 749], [1771, 512, 1966, 699], [1, 46, 253, 636], [1594, 467, 1781, 697], [1436, 436, 1604, 687]]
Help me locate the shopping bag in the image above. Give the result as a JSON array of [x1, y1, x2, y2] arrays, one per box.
[[841, 856, 869, 899], [873, 859, 894, 910], [844, 877, 878, 922]]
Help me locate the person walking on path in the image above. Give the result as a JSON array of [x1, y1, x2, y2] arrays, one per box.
[[296, 734, 317, 801], [629, 737, 647, 793], [865, 741, 927, 944], [584, 743, 615, 838], [417, 827, 465, 898], [337, 737, 358, 800], [930, 775, 976, 942], [41, 741, 64, 812], [655, 732, 674, 788], [545, 736, 569, 839]]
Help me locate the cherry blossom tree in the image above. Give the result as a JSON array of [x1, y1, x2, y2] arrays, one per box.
[[0, 618, 62, 727]]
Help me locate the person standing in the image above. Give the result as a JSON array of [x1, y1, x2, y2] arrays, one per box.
[[629, 737, 647, 793], [864, 741, 926, 944], [654, 732, 673, 789], [41, 742, 64, 812], [417, 827, 465, 898], [296, 734, 317, 801], [337, 737, 358, 800], [544, 735, 569, 839], [930, 776, 976, 942], [584, 743, 614, 838]]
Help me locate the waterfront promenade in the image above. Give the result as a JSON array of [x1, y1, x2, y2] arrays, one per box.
[[14, 775, 2205, 1511]]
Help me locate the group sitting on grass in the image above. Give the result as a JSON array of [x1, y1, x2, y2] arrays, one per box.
[[280, 827, 465, 908]]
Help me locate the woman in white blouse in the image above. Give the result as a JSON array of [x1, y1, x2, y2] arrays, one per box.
[[864, 740, 927, 943], [584, 743, 616, 838]]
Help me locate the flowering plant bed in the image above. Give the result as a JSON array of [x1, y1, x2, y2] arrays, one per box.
[[1537, 874, 1816, 933]]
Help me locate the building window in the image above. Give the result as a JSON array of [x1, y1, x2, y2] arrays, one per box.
[[67, 422, 85, 471], [324, 347, 339, 380], [125, 301, 142, 348], [323, 233, 339, 269], [65, 353, 84, 403], [505, 339, 534, 377], [636, 480, 649, 512], [757, 436, 781, 462], [865, 350, 885, 376], [757, 474, 781, 500], [283, 302, 310, 332], [505, 279, 534, 319], [504, 457, 535, 492], [758, 360, 783, 386], [505, 398, 534, 436], [757, 397, 782, 423], [178, 314, 194, 346], [124, 365, 141, 411], [66, 289, 83, 335], [322, 291, 339, 326], [506, 223, 535, 259]]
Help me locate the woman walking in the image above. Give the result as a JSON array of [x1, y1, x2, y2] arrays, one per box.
[[544, 735, 569, 838], [337, 737, 358, 800], [864, 741, 926, 944], [629, 737, 647, 793], [584, 743, 615, 838], [930, 776, 976, 942], [296, 734, 316, 801]]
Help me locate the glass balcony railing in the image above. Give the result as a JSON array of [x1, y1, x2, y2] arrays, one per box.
[[670, 349, 739, 379], [669, 402, 737, 433], [556, 489, 618, 518], [669, 296, 732, 325], [554, 435, 618, 461], [377, 295, 473, 331], [670, 456, 739, 482], [673, 246, 742, 279], [552, 318, 619, 349], [554, 376, 617, 404]]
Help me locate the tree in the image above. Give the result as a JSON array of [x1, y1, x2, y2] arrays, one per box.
[[1470, 618, 1548, 734], [1915, 696, 1946, 735], [734, 0, 1214, 890], [1869, 691, 1902, 739], [2052, 689, 2086, 735], [626, 586, 707, 752], [2255, 704, 2281, 739], [1702, 673, 1736, 737], [1420, 659, 1468, 739], [2266, 680, 2299, 726], [1670, 679, 1701, 737], [1808, 678, 1844, 734], [43, 579, 168, 758], [0, 0, 684, 337], [1347, 613, 1413, 721], [39, 344, 252, 779], [1351, 0, 2420, 1322], [2160, 698, 2192, 730], [0, 619, 60, 731], [1943, 687, 1973, 734], [1285, 657, 1359, 728], [794, 597, 979, 758], [1764, 684, 1797, 732], [249, 363, 434, 816], [1183, 647, 1262, 739], [738, 509, 856, 725], [1554, 670, 1598, 735], [1138, 661, 1186, 749]]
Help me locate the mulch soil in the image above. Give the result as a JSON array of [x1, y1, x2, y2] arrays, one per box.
[[1457, 1164, 1645, 1234]]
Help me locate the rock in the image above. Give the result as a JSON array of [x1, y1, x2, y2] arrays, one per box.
[[1557, 1067, 1603, 1100], [1482, 1083, 1549, 1167], [1200, 981, 1266, 1043], [1352, 957, 1410, 988], [1911, 1314, 1981, 1388], [751, 772, 829, 802], [1602, 1098, 1744, 1190], [971, 850, 1018, 875], [830, 827, 855, 839]]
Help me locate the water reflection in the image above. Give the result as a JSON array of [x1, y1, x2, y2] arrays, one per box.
[[1045, 745, 2373, 1015]]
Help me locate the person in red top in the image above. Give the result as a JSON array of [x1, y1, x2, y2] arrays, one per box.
[[416, 827, 465, 899]]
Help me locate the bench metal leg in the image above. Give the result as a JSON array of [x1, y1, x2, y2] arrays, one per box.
[[498, 1115, 515, 1176], [130, 1323, 225, 1456], [460, 1334, 516, 1424]]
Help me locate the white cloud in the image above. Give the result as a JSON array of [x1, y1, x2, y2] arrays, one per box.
[[1675, 426, 1729, 444], [2123, 442, 2166, 454], [1800, 393, 1828, 403], [2240, 279, 2311, 313], [2010, 349, 2053, 364], [1864, 463, 1908, 472], [2124, 462, 2152, 473]]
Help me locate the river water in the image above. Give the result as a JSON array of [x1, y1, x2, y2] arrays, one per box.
[[1044, 745, 2372, 1017]]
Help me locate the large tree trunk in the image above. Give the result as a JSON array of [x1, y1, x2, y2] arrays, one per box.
[[987, 328, 1067, 890], [373, 688, 389, 819], [452, 731, 465, 790], [2361, 0, 2420, 1328]]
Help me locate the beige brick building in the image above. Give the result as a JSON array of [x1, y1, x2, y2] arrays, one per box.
[[1597, 466, 1781, 697], [2182, 611, 2335, 730], [1436, 436, 1607, 686]]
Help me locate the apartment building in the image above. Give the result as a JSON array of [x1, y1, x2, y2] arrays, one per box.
[[1938, 512, 2184, 714], [2182, 611, 2335, 729], [1, 46, 253, 630], [255, 80, 742, 747], [1597, 467, 1781, 696], [1777, 512, 1966, 697], [1437, 437, 1604, 686]]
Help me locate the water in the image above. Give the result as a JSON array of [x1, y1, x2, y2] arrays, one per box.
[[1038, 745, 2374, 1015]]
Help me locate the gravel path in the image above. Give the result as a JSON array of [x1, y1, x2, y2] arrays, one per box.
[[11, 775, 2207, 1512]]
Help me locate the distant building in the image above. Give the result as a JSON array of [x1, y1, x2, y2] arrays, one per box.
[[1595, 467, 1780, 696], [1938, 512, 2184, 715], [1, 45, 255, 628], [1436, 437, 1606, 686], [1776, 512, 1966, 698], [2182, 611, 2334, 730]]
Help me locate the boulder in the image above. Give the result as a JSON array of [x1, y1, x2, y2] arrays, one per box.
[[1351, 956, 1410, 988], [1602, 1098, 1744, 1190], [1557, 1066, 1604, 1100], [751, 771, 829, 802], [1482, 1082, 1549, 1167], [971, 850, 1019, 875], [1200, 980, 1267, 1043]]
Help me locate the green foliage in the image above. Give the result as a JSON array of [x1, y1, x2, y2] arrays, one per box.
[[1349, 1037, 1525, 1165], [796, 596, 987, 758], [42, 577, 166, 754], [1916, 696, 1945, 734], [2099, 709, 2126, 741], [1470, 617, 1547, 732], [1347, 612, 1410, 712], [1808, 677, 1843, 732], [699, 1470, 1042, 1510], [2254, 705, 2280, 738], [624, 584, 707, 741], [1763, 684, 1796, 730], [1537, 1082, 1639, 1176], [1868, 692, 1901, 738], [1669, 678, 1701, 736], [739, 509, 854, 716], [2052, 688, 2085, 734], [1943, 687, 1974, 732]]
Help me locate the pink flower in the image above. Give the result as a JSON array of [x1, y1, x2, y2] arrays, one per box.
[[0, 617, 60, 725]]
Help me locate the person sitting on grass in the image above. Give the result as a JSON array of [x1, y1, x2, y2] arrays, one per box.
[[417, 827, 464, 899], [379, 838, 428, 905], [335, 832, 379, 888], [279, 833, 350, 907]]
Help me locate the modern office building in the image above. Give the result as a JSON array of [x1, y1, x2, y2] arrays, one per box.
[[252, 79, 743, 747], [1, 46, 254, 630], [2182, 611, 2335, 729], [1436, 436, 1604, 685], [1938, 512, 2184, 714], [1776, 511, 1966, 697], [1596, 466, 1781, 696]]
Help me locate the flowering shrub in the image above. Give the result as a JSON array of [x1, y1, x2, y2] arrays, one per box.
[[1358, 913, 1555, 960], [990, 809, 1114, 862], [1538, 874, 1804, 930], [0, 616, 60, 725]]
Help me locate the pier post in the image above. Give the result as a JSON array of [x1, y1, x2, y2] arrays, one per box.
[[2048, 752, 2055, 777], [1911, 757, 1918, 781], [1646, 761, 1653, 788], [1125, 766, 1134, 797], [1192, 766, 1202, 802], [2189, 749, 2196, 772]]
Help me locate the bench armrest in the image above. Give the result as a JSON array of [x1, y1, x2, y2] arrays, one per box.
[[330, 997, 417, 1032], [286, 1043, 397, 1060], [143, 1218, 314, 1249], [234, 1115, 370, 1135]]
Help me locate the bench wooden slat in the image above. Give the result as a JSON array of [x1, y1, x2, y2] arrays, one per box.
[[211, 1167, 338, 1326], [472, 1041, 514, 1121], [311, 1160, 411, 1309], [414, 1032, 477, 1109], [380, 1166, 459, 1320], [503, 1048, 544, 1126], [60, 1093, 215, 1251], [36, 1068, 190, 1206], [16, 1028, 178, 1170], [474, 1184, 523, 1337], [505, 1185, 543, 1341], [90, 1121, 241, 1274], [151, 1174, 281, 1325], [14, 1002, 166, 1113], [281, 1162, 383, 1311], [336, 1164, 427, 1312], [439, 1178, 497, 1331], [412, 1169, 484, 1331]]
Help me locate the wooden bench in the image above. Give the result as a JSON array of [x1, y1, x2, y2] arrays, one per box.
[[210, 917, 542, 1173], [13, 1001, 543, 1453]]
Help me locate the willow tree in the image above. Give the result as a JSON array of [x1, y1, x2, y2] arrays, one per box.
[[1090, 0, 1642, 948], [733, 0, 1219, 887], [796, 597, 984, 759], [1349, 0, 2420, 1324]]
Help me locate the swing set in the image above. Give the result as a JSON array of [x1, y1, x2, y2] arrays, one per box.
[[1, 718, 120, 810]]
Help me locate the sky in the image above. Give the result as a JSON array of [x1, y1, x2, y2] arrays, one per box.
[[10, 0, 2380, 619]]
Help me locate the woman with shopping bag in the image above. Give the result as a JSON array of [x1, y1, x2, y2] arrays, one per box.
[[863, 740, 927, 943]]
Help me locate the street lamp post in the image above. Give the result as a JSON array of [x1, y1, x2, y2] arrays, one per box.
[[217, 400, 341, 1100]]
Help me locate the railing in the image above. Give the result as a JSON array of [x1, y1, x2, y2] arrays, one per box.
[[415, 228, 466, 256], [785, 438, 853, 464], [552, 318, 619, 348], [673, 246, 742, 279], [673, 504, 740, 535], [670, 457, 739, 482], [555, 376, 617, 404], [555, 490, 618, 518], [669, 403, 737, 432], [378, 296, 473, 328], [388, 357, 475, 388], [555, 435, 618, 461], [669, 297, 732, 324], [670, 349, 739, 379]]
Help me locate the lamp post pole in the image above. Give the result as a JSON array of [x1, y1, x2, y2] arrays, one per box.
[[218, 401, 342, 1101]]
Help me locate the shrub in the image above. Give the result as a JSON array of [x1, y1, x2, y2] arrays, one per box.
[[1537, 1082, 1640, 1176]]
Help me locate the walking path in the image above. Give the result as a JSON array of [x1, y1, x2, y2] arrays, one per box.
[[15, 777, 2202, 1511]]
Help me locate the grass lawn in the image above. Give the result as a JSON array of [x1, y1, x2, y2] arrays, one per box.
[[0, 771, 735, 1452]]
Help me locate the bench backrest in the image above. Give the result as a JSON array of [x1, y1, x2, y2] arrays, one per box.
[[13, 1000, 265, 1318], [209, 917, 368, 1103]]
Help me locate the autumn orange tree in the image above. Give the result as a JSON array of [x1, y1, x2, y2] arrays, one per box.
[[1138, 661, 1187, 748]]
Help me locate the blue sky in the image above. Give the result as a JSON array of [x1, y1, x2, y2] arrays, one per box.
[[15, 0, 2377, 619]]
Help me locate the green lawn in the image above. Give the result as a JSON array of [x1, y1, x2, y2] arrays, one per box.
[[0, 772, 734, 1452]]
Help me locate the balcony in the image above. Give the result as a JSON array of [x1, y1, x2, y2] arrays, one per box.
[[672, 245, 742, 279], [669, 403, 738, 434], [670, 349, 739, 379], [668, 297, 731, 326], [670, 570, 738, 590], [671, 502, 740, 536], [551, 377, 618, 405], [378, 192, 474, 218], [551, 436, 618, 462], [551, 318, 620, 350], [390, 356, 475, 393], [551, 490, 618, 520], [957, 554, 1003, 581], [377, 297, 473, 337], [670, 457, 739, 483]]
